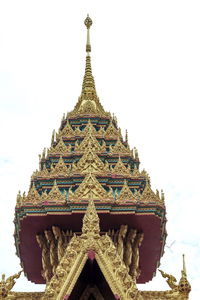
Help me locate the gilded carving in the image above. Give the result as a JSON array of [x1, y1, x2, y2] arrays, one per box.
[[140, 181, 162, 204], [48, 138, 71, 155], [0, 271, 22, 298], [33, 165, 49, 179], [26, 183, 40, 204], [96, 126, 105, 137], [104, 122, 120, 139], [40, 190, 48, 203], [68, 44, 110, 118], [116, 180, 135, 202], [83, 119, 97, 136], [36, 234, 52, 282], [16, 191, 22, 207], [50, 156, 70, 177], [140, 169, 150, 180], [116, 225, 128, 260], [72, 147, 108, 175], [129, 233, 144, 281], [112, 156, 132, 177], [52, 226, 65, 262], [132, 165, 141, 178], [58, 120, 74, 138], [82, 199, 100, 237], [69, 173, 108, 201], [110, 137, 131, 155], [47, 180, 66, 203], [159, 269, 178, 290], [74, 129, 105, 153], [74, 126, 83, 137], [44, 230, 58, 275], [124, 229, 137, 271], [41, 200, 139, 299]]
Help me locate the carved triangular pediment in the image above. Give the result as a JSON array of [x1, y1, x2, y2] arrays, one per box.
[[59, 120, 74, 138], [26, 183, 40, 204], [116, 180, 135, 203], [110, 137, 131, 155], [50, 156, 70, 177], [112, 157, 131, 177], [42, 201, 138, 300], [69, 173, 107, 201], [140, 181, 161, 204], [75, 148, 108, 175], [47, 180, 66, 204], [75, 132, 102, 153], [83, 119, 97, 136], [104, 122, 119, 139], [48, 138, 71, 155]]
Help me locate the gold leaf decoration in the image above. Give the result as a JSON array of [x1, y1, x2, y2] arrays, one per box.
[[107, 186, 115, 201], [40, 190, 48, 203], [50, 156, 70, 177], [82, 199, 100, 236], [140, 169, 150, 180], [74, 147, 108, 175], [133, 190, 141, 202], [68, 54, 110, 118], [110, 137, 131, 155], [59, 120, 74, 138], [132, 165, 140, 178], [75, 130, 102, 153], [112, 157, 132, 177], [48, 138, 71, 155], [35, 165, 50, 178], [104, 121, 119, 139], [43, 200, 138, 300], [83, 119, 97, 136], [116, 180, 135, 202], [69, 173, 107, 201], [140, 181, 160, 204], [26, 183, 40, 204], [74, 126, 83, 137], [96, 126, 105, 137], [16, 191, 22, 207], [48, 180, 66, 203]]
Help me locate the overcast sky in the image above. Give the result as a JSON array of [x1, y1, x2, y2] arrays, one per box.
[[0, 1, 200, 299]]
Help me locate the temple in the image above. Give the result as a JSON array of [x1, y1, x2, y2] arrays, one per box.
[[1, 15, 191, 300]]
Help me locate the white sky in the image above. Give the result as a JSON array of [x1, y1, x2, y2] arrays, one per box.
[[0, 1, 200, 299]]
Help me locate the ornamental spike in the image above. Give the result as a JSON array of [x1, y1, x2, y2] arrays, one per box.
[[182, 254, 187, 277], [84, 14, 92, 54], [81, 15, 96, 98], [125, 129, 128, 144]]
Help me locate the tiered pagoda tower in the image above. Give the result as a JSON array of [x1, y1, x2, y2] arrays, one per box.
[[1, 16, 190, 300]]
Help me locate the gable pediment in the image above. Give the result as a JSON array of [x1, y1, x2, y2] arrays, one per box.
[[42, 200, 138, 300]]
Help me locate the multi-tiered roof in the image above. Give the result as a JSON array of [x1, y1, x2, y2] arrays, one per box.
[[14, 15, 166, 285]]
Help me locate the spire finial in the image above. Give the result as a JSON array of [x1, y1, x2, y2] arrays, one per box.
[[182, 254, 187, 277], [84, 14, 93, 54], [178, 254, 191, 294]]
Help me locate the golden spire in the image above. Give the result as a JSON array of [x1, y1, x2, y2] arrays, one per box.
[[178, 254, 191, 294], [68, 15, 109, 117], [81, 15, 96, 98], [84, 14, 92, 53]]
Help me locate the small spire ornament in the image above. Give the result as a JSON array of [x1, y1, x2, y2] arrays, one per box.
[[84, 14, 93, 53]]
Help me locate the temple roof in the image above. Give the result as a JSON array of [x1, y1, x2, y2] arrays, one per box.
[[14, 15, 167, 285]]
